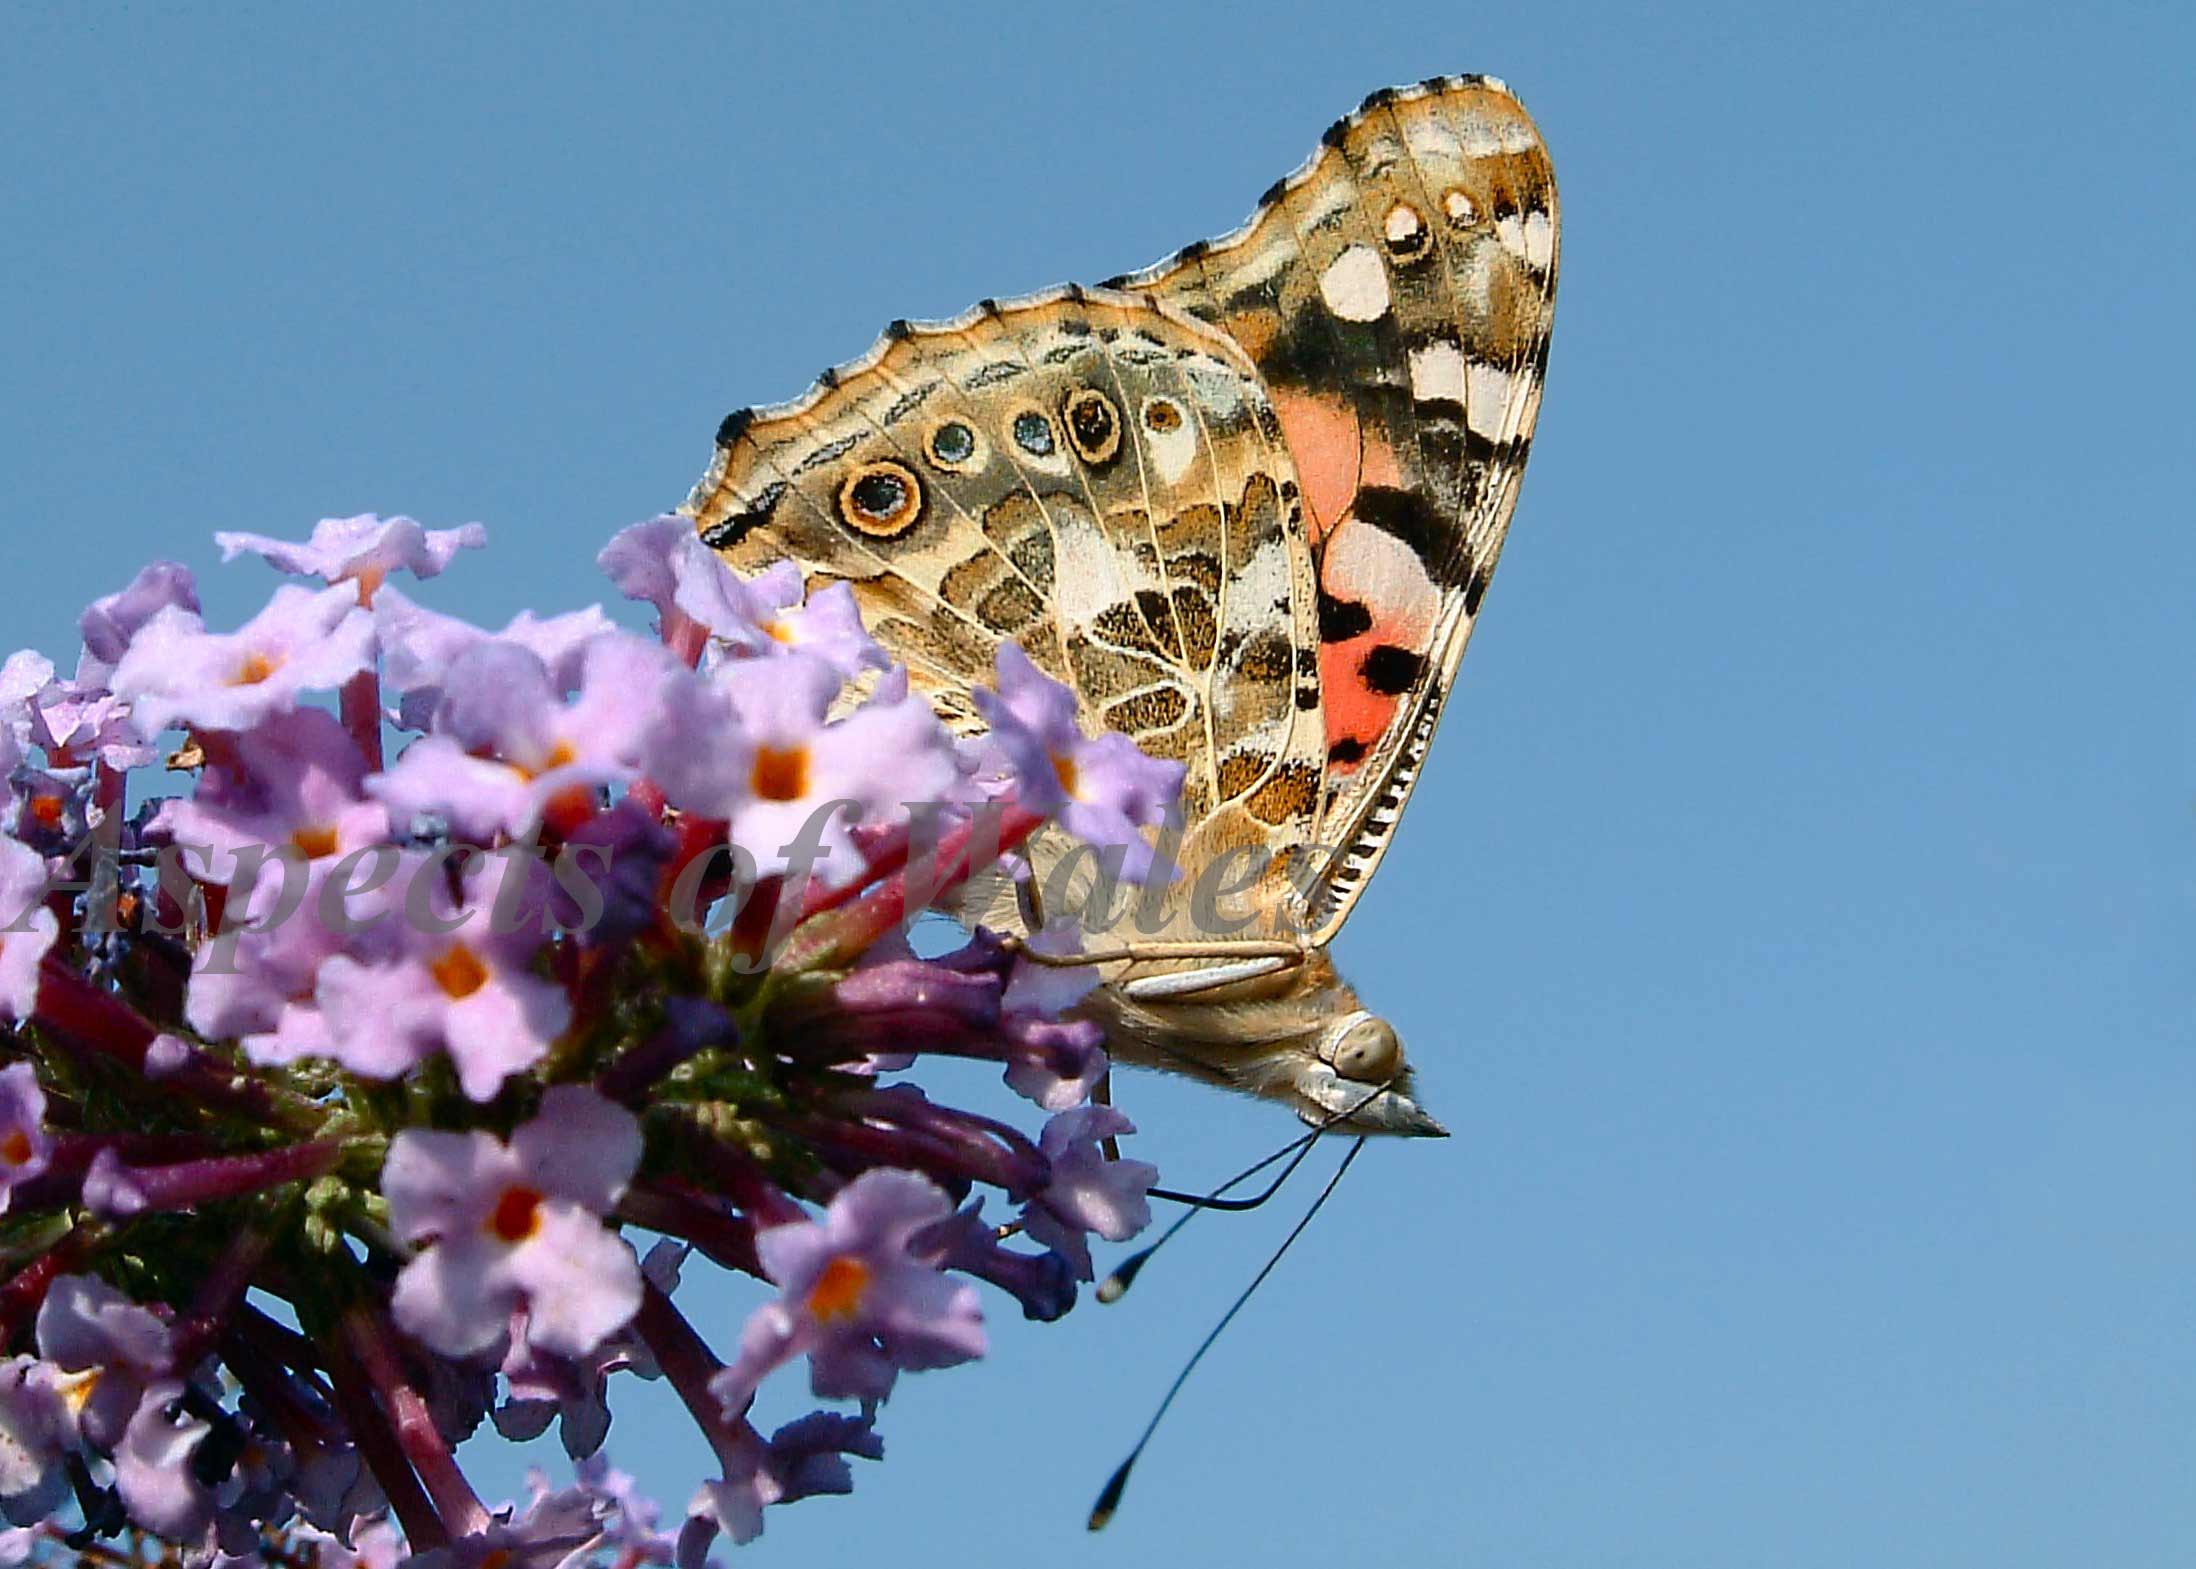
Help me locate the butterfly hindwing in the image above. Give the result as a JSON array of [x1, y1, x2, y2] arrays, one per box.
[[688, 289, 1331, 942]]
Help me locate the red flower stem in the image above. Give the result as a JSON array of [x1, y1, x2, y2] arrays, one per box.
[[93, 1139, 344, 1216], [32, 954, 323, 1133], [631, 1275, 736, 1431], [86, 762, 127, 935], [338, 668, 384, 773], [0, 1226, 92, 1341], [341, 1307, 489, 1539], [778, 804, 1044, 974], [322, 1323, 447, 1551], [618, 1180, 764, 1278]]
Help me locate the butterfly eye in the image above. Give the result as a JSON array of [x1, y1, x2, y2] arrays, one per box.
[[1143, 399, 1183, 434], [1382, 202, 1431, 261], [837, 461, 923, 537], [1010, 410, 1057, 458], [1061, 388, 1121, 464], [1440, 187, 1478, 227], [927, 420, 980, 469], [1328, 1015, 1401, 1083]]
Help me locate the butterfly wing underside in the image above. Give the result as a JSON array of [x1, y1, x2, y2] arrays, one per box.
[[1107, 75, 1559, 943], [685, 290, 1332, 944]]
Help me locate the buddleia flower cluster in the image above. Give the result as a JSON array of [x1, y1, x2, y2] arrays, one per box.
[[0, 513, 1177, 1564]]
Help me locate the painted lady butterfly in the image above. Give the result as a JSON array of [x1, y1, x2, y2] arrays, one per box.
[[687, 76, 1558, 1137]]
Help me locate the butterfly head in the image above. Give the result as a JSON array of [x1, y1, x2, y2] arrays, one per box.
[[1092, 950, 1446, 1137]]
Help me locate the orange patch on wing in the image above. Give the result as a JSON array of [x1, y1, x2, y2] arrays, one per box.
[[1272, 391, 1359, 542], [1316, 514, 1443, 774]]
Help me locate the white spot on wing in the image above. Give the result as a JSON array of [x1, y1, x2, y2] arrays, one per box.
[[1318, 245, 1390, 323], [1523, 210, 1555, 270], [1465, 362, 1520, 439], [1408, 340, 1468, 405]]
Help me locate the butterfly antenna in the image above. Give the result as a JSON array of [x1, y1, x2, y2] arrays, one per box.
[[1099, 1077, 1397, 1304], [1087, 1134, 1368, 1531]]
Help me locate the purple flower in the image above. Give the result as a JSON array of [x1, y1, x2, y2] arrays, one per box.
[[112, 584, 375, 735], [0, 654, 53, 758], [710, 1169, 984, 1412], [1018, 1105, 1157, 1281], [713, 652, 958, 888], [700, 562, 886, 681], [999, 922, 1109, 1109], [314, 855, 570, 1098], [680, 1410, 882, 1558], [0, 1357, 72, 1525], [76, 561, 201, 685], [216, 513, 487, 603], [974, 643, 1184, 883], [495, 1240, 683, 1460], [371, 635, 678, 841], [375, 586, 616, 733], [156, 707, 388, 891], [384, 1086, 644, 1359], [34, 1273, 173, 1450], [0, 836, 58, 1022], [114, 1381, 213, 1544], [404, 1474, 608, 1569], [0, 1066, 49, 1213]]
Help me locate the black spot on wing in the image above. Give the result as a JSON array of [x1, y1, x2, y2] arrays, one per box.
[[1317, 590, 1372, 642], [1359, 644, 1427, 696], [1327, 737, 1367, 765], [1351, 486, 1449, 570]]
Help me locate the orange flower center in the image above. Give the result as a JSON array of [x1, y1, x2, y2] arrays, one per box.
[[806, 1255, 871, 1323], [28, 794, 64, 831], [764, 618, 796, 645], [429, 942, 489, 1000], [291, 824, 340, 859], [230, 650, 281, 687], [0, 1130, 32, 1167], [751, 745, 811, 803], [1050, 750, 1080, 799], [488, 1185, 544, 1244]]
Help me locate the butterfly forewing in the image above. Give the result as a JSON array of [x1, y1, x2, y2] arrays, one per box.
[[1106, 76, 1559, 940]]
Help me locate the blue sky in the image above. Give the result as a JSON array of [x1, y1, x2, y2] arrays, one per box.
[[4, 3, 2191, 1565]]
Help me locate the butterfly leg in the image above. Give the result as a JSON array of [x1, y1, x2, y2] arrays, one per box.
[[1092, 1069, 1122, 1162]]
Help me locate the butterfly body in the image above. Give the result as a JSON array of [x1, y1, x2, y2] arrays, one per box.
[[688, 76, 1557, 1135]]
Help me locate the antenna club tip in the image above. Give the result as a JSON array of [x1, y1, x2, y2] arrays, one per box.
[[1086, 1505, 1117, 1532], [1087, 1458, 1134, 1531], [1096, 1277, 1127, 1305]]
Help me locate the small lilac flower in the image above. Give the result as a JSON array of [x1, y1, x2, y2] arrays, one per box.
[[0, 1357, 73, 1525], [0, 1065, 50, 1213], [112, 584, 374, 735], [384, 1086, 644, 1359], [710, 1169, 984, 1412], [404, 1475, 607, 1569], [375, 586, 617, 732], [1018, 1105, 1157, 1281], [216, 513, 487, 603], [35, 1273, 174, 1450], [157, 707, 388, 891], [2, 762, 89, 857], [23, 682, 154, 770], [681, 1410, 882, 1558], [974, 643, 1184, 883], [371, 635, 677, 841], [114, 1381, 213, 1544], [0, 835, 58, 1022], [314, 856, 570, 1099], [76, 561, 200, 685], [713, 652, 959, 887], [701, 562, 886, 680], [999, 922, 1110, 1109], [0, 654, 54, 756], [495, 1241, 682, 1460]]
